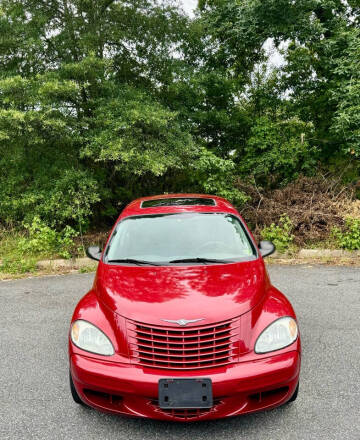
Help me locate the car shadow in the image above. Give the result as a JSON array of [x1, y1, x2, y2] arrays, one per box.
[[76, 403, 297, 436]]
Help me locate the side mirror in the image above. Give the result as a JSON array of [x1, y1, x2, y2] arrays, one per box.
[[86, 246, 102, 261], [258, 240, 275, 258]]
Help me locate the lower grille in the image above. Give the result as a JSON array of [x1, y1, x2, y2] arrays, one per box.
[[83, 389, 123, 407], [249, 387, 289, 404], [150, 399, 223, 420], [127, 317, 240, 369]]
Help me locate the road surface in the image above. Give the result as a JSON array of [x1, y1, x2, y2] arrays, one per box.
[[1, 265, 359, 439]]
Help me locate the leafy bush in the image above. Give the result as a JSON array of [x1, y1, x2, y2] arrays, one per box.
[[18, 217, 78, 259], [239, 116, 316, 186], [190, 148, 248, 206], [261, 215, 295, 253], [331, 217, 360, 250], [0, 257, 37, 274]]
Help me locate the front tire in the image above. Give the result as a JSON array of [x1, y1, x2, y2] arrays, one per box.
[[69, 370, 86, 406], [288, 382, 299, 403]]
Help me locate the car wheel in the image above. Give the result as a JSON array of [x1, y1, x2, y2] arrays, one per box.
[[69, 371, 86, 406], [288, 382, 299, 403]]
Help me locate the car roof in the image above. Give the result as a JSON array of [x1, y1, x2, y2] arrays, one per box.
[[119, 193, 239, 218]]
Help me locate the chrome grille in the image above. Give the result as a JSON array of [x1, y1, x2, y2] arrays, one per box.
[[127, 318, 240, 369]]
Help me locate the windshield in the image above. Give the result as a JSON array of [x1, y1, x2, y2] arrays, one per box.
[[105, 213, 256, 264]]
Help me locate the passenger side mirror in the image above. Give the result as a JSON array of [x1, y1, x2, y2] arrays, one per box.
[[258, 240, 275, 258], [86, 246, 102, 261]]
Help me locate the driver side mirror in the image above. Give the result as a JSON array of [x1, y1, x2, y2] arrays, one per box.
[[258, 240, 275, 258], [86, 246, 102, 261]]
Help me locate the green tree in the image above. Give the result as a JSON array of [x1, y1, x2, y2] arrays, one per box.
[[331, 28, 360, 158], [0, 0, 244, 228], [196, 0, 360, 179], [1, 0, 359, 231]]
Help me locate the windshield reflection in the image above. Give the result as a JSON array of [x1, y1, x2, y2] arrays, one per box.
[[105, 213, 256, 264]]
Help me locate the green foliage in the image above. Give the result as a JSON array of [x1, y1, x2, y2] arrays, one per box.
[[0, 257, 37, 275], [331, 28, 360, 158], [332, 218, 360, 251], [0, 0, 359, 237], [78, 266, 96, 274], [0, 0, 249, 228], [198, 0, 360, 166], [239, 115, 316, 185], [261, 215, 295, 253], [83, 87, 196, 177], [0, 229, 36, 274], [277, 3, 360, 161], [18, 217, 78, 259], [190, 148, 248, 205]]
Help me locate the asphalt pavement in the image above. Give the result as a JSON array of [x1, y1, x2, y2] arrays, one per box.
[[0, 264, 359, 440]]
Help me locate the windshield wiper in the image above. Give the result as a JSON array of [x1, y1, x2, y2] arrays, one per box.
[[168, 257, 231, 264], [107, 258, 162, 266]]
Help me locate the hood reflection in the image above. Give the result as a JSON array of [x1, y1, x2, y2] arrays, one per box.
[[97, 260, 267, 324]]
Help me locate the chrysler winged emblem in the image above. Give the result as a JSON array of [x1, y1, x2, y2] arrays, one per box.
[[161, 318, 204, 326]]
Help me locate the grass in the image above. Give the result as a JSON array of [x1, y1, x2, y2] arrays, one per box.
[[0, 226, 104, 278], [78, 265, 97, 274], [0, 231, 37, 274], [0, 228, 81, 275], [302, 238, 340, 250], [0, 233, 97, 280]]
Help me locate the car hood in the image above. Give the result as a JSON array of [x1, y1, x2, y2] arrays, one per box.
[[96, 260, 268, 325]]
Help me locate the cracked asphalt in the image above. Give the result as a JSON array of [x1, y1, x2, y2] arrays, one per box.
[[0, 264, 359, 440]]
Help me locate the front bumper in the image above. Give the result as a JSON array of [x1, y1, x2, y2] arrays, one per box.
[[70, 350, 300, 421]]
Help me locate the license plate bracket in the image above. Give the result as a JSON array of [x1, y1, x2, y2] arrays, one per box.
[[158, 378, 213, 409]]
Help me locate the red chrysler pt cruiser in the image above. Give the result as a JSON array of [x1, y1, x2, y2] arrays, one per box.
[[69, 194, 301, 421]]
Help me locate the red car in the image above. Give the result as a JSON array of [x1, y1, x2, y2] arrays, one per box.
[[69, 194, 301, 421]]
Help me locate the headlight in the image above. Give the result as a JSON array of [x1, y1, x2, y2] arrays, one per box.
[[255, 317, 298, 354], [71, 320, 114, 356]]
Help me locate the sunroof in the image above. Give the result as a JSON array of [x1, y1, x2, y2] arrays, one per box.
[[141, 197, 216, 208]]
